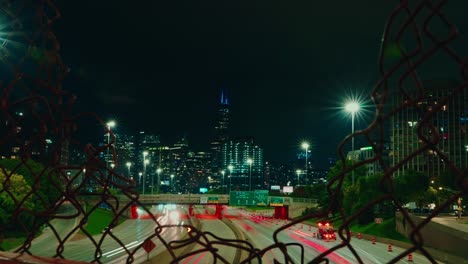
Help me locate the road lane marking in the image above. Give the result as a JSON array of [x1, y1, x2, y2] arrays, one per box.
[[103, 241, 141, 258]]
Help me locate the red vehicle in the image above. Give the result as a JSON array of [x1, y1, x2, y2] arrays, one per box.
[[317, 221, 336, 241]]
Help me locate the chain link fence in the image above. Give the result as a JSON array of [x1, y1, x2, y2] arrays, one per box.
[[0, 0, 467, 263]]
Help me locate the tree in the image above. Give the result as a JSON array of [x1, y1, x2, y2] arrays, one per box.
[[324, 159, 367, 214], [0, 159, 62, 212], [394, 170, 429, 205], [0, 169, 34, 228]]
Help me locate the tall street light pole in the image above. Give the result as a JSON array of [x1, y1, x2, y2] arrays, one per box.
[[345, 101, 360, 185], [143, 151, 149, 194], [126, 162, 131, 179], [138, 172, 142, 191], [156, 168, 162, 194], [170, 174, 174, 193], [105, 121, 116, 168], [247, 158, 253, 191], [228, 165, 233, 193], [221, 170, 225, 193], [296, 169, 301, 186], [301, 142, 309, 184], [106, 121, 115, 186]]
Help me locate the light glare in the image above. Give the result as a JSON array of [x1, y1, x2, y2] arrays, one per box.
[[345, 101, 360, 113]]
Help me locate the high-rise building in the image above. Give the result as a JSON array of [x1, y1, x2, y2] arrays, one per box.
[[185, 151, 212, 193], [221, 137, 264, 190], [210, 89, 230, 181], [114, 133, 136, 179], [390, 80, 468, 178], [168, 135, 189, 193], [347, 146, 387, 178], [137, 131, 160, 193]]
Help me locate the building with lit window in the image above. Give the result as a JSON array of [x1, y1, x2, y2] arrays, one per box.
[[210, 89, 230, 182], [221, 137, 263, 190], [390, 80, 468, 178], [347, 146, 386, 177]]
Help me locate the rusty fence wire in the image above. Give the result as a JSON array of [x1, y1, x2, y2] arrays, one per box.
[[1, 0, 467, 263]]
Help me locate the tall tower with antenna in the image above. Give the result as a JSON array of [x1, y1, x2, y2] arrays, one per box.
[[210, 88, 230, 184]]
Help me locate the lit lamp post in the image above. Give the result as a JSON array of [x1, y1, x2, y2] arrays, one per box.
[[143, 159, 149, 194], [138, 172, 142, 192], [170, 174, 175, 193], [142, 151, 149, 194], [345, 101, 360, 185], [228, 165, 233, 193], [247, 158, 253, 191], [110, 163, 115, 188], [126, 162, 131, 179], [156, 168, 162, 194], [301, 142, 309, 184], [296, 169, 301, 186], [105, 121, 116, 168], [221, 170, 225, 193]]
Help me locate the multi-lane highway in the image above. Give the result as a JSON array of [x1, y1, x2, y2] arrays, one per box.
[[28, 204, 189, 263], [26, 204, 439, 263], [225, 207, 438, 264]]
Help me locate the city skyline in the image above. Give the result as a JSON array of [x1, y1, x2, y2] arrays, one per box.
[[55, 1, 468, 168]]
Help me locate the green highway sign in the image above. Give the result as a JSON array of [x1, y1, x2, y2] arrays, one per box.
[[254, 190, 269, 206], [229, 191, 255, 206], [207, 197, 219, 204], [229, 190, 270, 206], [269, 196, 284, 206]]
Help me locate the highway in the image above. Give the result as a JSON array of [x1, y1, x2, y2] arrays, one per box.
[[225, 207, 438, 264], [26, 204, 442, 263], [28, 204, 189, 263], [176, 205, 238, 264]]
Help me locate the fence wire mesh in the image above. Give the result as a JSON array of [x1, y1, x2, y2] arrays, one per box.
[[0, 0, 467, 263]]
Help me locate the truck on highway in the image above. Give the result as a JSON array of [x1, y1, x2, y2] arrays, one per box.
[[316, 221, 336, 241]]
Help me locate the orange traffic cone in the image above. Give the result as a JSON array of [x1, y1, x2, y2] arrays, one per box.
[[408, 253, 413, 262], [372, 237, 376, 245], [387, 244, 393, 252], [357, 233, 362, 239]]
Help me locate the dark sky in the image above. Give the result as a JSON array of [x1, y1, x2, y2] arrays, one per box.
[[55, 1, 468, 168]]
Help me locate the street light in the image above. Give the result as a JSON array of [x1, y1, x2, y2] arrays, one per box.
[[296, 169, 302, 186], [170, 174, 175, 193], [106, 121, 115, 187], [138, 172, 142, 190], [228, 165, 233, 193], [345, 101, 360, 185], [110, 163, 115, 188], [126, 162, 131, 179], [301, 142, 309, 184], [247, 158, 253, 191], [142, 151, 149, 194], [221, 170, 225, 193], [105, 121, 116, 167], [156, 168, 162, 194], [143, 159, 149, 194]]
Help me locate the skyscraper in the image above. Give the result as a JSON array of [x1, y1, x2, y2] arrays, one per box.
[[390, 80, 468, 179], [221, 137, 264, 190], [210, 89, 230, 184]]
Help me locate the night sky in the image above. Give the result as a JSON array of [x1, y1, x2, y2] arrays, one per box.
[[55, 1, 468, 168]]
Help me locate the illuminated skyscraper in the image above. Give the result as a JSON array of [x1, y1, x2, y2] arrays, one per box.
[[390, 80, 468, 178], [210, 89, 230, 181], [221, 137, 264, 190]]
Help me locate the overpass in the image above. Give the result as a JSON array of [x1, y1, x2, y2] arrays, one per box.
[[80, 194, 318, 219]]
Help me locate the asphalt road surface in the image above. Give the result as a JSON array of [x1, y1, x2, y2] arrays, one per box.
[[227, 208, 441, 264]]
